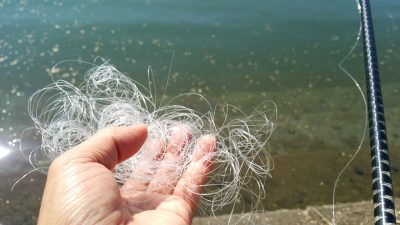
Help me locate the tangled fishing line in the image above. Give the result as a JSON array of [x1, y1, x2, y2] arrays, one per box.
[[26, 62, 276, 215]]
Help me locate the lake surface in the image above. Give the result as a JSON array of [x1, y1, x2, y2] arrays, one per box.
[[1, 0, 400, 224]]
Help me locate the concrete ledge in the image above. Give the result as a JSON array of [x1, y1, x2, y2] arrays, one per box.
[[193, 199, 400, 225]]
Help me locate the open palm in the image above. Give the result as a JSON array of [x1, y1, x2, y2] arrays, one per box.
[[37, 125, 216, 225]]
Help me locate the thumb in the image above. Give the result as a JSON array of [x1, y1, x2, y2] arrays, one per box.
[[60, 125, 148, 170]]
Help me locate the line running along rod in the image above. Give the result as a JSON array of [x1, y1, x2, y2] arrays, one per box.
[[359, 0, 396, 224]]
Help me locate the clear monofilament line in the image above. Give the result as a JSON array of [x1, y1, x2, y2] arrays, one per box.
[[27, 62, 276, 216]]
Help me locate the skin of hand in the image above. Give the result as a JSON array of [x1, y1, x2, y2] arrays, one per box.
[[37, 125, 216, 225]]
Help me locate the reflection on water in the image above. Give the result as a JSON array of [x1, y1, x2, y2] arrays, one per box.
[[1, 0, 400, 224], [0, 144, 11, 159]]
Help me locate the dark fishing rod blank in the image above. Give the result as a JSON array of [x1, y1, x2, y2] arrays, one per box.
[[359, 0, 396, 224]]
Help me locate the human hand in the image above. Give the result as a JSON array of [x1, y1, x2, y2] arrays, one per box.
[[37, 125, 216, 225]]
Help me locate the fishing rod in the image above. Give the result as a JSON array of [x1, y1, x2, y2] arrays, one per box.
[[359, 0, 396, 224]]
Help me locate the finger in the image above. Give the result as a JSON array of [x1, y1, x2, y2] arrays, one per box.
[[147, 125, 192, 194], [62, 125, 148, 170], [122, 138, 166, 192], [173, 134, 216, 211]]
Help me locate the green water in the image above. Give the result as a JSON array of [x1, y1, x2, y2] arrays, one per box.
[[0, 0, 399, 224]]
